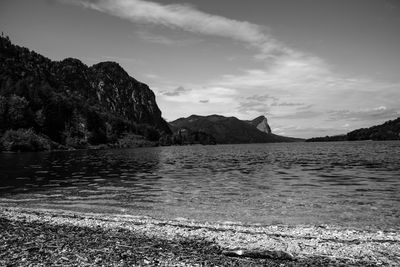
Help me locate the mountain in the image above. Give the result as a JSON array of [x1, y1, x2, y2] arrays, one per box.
[[169, 114, 302, 144], [0, 35, 170, 151], [306, 118, 400, 142]]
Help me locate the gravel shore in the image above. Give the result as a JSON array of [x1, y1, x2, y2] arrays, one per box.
[[1, 207, 399, 266]]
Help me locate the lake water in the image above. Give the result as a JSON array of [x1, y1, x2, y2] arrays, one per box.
[[1, 141, 399, 229]]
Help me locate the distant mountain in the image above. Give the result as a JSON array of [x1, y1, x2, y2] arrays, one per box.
[[169, 115, 302, 144], [347, 118, 400, 141], [0, 35, 170, 151], [306, 134, 347, 142], [306, 118, 400, 142]]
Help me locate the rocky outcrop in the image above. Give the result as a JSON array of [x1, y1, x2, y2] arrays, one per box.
[[170, 115, 302, 144], [0, 35, 170, 150], [88, 62, 170, 133], [246, 115, 272, 134]]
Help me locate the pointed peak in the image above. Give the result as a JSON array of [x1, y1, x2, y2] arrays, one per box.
[[251, 115, 268, 124], [248, 115, 271, 134], [254, 115, 267, 120]]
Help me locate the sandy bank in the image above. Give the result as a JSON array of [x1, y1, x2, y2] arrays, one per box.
[[1, 207, 399, 266]]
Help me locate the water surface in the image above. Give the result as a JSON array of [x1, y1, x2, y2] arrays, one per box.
[[1, 141, 399, 229]]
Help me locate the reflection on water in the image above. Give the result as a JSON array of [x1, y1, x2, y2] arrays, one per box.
[[1, 141, 399, 229]]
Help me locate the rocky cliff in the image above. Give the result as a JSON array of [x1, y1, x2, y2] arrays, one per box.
[[245, 116, 272, 134], [0, 36, 170, 151], [170, 115, 301, 144]]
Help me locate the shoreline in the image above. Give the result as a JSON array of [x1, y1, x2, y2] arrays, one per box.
[[1, 207, 399, 266]]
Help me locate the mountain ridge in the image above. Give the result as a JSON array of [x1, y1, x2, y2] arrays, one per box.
[[306, 118, 400, 142], [169, 114, 302, 144]]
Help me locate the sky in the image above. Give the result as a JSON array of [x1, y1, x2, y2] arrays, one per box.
[[1, 0, 400, 138]]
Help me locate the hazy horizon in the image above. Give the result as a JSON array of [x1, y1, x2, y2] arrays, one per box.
[[1, 0, 400, 138]]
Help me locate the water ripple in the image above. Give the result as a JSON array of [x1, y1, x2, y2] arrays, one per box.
[[0, 141, 399, 229]]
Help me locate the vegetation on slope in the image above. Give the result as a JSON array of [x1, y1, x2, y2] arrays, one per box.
[[306, 118, 400, 142], [0, 35, 170, 151]]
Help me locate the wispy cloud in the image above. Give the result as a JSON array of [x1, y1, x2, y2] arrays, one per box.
[[135, 30, 201, 46], [271, 110, 321, 120], [271, 102, 305, 107], [246, 94, 278, 102], [328, 106, 400, 121], [65, 0, 297, 59], [161, 86, 189, 96], [143, 73, 161, 79], [136, 30, 179, 46], [237, 94, 277, 115], [297, 104, 313, 110], [215, 56, 332, 91], [238, 100, 270, 115]]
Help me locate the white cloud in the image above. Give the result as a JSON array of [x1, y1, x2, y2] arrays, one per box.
[[160, 86, 190, 96], [163, 86, 237, 104], [72, 1, 264, 41], [215, 56, 333, 91], [66, 0, 299, 59]]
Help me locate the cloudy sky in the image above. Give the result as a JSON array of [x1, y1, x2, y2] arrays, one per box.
[[1, 0, 400, 138]]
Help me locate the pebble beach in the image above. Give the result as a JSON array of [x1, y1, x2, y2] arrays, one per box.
[[1, 207, 399, 266]]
